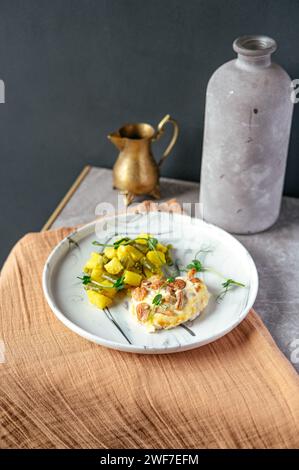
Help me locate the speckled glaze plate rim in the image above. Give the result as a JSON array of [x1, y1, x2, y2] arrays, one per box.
[[42, 212, 259, 354]]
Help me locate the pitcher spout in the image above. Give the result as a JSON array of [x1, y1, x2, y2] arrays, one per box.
[[108, 132, 125, 151]]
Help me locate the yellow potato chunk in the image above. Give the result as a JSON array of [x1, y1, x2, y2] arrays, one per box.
[[135, 233, 152, 245], [123, 270, 142, 287], [117, 245, 127, 258], [146, 250, 166, 267], [156, 243, 167, 253], [126, 245, 143, 261], [99, 280, 117, 298], [117, 245, 140, 267], [104, 257, 123, 275], [91, 265, 104, 282], [117, 245, 131, 261], [104, 246, 116, 259], [87, 290, 112, 309], [83, 252, 103, 272]]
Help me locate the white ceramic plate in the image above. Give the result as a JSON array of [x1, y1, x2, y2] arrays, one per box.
[[43, 211, 258, 354]]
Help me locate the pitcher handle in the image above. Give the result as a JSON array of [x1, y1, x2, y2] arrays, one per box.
[[155, 114, 179, 167]]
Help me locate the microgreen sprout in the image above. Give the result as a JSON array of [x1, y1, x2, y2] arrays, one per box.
[[184, 253, 246, 302], [77, 274, 126, 292], [216, 278, 246, 302], [77, 275, 92, 285], [147, 237, 158, 250], [152, 294, 163, 306], [113, 275, 125, 291], [92, 237, 131, 249], [186, 259, 204, 272]]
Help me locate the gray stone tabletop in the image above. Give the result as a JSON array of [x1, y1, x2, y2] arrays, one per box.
[[50, 166, 299, 371]]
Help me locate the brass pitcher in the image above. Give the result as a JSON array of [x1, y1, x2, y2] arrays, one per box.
[[108, 114, 179, 206]]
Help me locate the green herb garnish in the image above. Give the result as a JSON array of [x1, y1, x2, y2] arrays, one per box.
[[147, 237, 158, 250], [166, 276, 175, 283], [186, 259, 204, 272], [216, 278, 246, 302], [185, 254, 245, 302], [152, 294, 163, 306], [77, 275, 91, 285], [222, 279, 245, 289], [92, 241, 113, 247], [134, 236, 159, 251], [113, 238, 131, 249], [92, 236, 160, 252], [113, 275, 125, 291], [92, 237, 131, 249], [78, 274, 125, 292]]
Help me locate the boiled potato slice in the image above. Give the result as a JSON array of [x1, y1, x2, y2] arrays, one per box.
[[135, 233, 152, 245], [87, 290, 112, 309], [83, 252, 104, 273], [156, 242, 167, 253], [146, 250, 166, 267], [99, 279, 117, 298], [104, 246, 117, 259], [117, 245, 140, 266], [91, 252, 104, 265], [117, 245, 128, 259], [117, 245, 133, 264], [104, 257, 123, 275], [91, 265, 104, 282], [126, 245, 143, 261], [123, 270, 142, 287]]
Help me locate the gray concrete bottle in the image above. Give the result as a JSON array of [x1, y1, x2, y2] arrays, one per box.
[[200, 36, 293, 233]]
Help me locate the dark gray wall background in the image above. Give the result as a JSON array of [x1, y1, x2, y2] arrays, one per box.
[[0, 0, 298, 265]]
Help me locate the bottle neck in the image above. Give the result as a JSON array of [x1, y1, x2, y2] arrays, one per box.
[[236, 53, 271, 69], [233, 35, 276, 70]]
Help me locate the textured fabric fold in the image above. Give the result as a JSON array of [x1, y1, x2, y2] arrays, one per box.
[[0, 205, 298, 448]]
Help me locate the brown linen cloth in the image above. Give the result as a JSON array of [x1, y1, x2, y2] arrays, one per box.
[[0, 203, 299, 449]]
